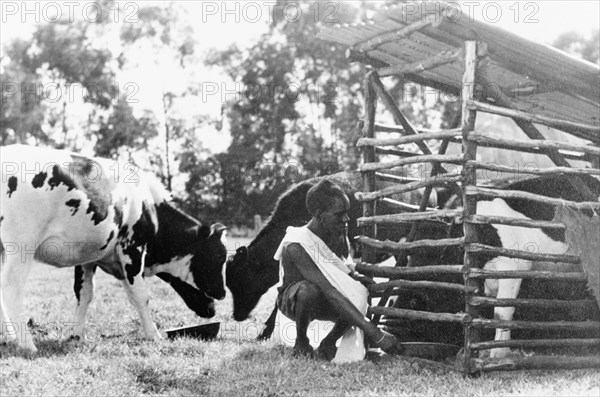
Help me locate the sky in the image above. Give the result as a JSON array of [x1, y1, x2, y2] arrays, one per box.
[[2, 1, 599, 45], [1, 1, 598, 153]]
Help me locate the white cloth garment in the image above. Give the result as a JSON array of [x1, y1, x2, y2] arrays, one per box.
[[272, 226, 369, 363]]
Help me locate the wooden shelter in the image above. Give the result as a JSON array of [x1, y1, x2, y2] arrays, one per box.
[[318, 2, 600, 374]]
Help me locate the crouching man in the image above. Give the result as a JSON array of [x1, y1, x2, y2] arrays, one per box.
[[274, 179, 399, 362]]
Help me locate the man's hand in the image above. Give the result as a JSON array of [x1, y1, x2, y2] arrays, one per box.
[[349, 271, 375, 287]]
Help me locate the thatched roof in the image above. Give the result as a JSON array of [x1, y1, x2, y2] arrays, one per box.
[[317, 2, 599, 143]]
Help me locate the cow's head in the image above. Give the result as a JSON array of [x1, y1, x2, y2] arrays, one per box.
[[191, 223, 228, 300], [226, 245, 279, 321], [156, 272, 217, 318]]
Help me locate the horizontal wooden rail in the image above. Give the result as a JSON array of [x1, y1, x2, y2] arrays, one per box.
[[356, 174, 463, 202], [370, 289, 401, 298], [465, 243, 581, 264], [465, 186, 600, 211], [470, 319, 600, 331], [357, 130, 462, 147], [470, 355, 600, 372], [353, 16, 440, 52], [466, 160, 600, 176], [369, 306, 469, 323], [467, 268, 588, 281], [465, 214, 566, 230], [375, 147, 422, 157], [357, 235, 465, 254], [379, 49, 461, 77], [357, 263, 463, 279], [470, 338, 600, 351], [368, 279, 474, 294], [380, 198, 437, 212], [467, 133, 600, 157], [375, 172, 421, 184], [469, 296, 598, 310], [360, 154, 464, 172], [367, 121, 460, 137], [445, 136, 590, 162], [467, 100, 600, 141], [358, 209, 462, 225]]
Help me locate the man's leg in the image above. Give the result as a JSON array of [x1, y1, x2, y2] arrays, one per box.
[[292, 281, 321, 356], [315, 320, 350, 361]]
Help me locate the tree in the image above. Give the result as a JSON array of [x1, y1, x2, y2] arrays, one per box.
[[553, 30, 599, 65], [94, 100, 158, 159], [0, 16, 115, 147], [201, 0, 378, 223]]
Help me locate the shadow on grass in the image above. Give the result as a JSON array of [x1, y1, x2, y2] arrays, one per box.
[[0, 338, 80, 359]]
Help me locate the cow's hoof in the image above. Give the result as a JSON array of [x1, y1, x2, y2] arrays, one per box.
[[292, 341, 314, 358]]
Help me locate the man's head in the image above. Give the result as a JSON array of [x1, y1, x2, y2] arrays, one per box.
[[306, 179, 350, 235]]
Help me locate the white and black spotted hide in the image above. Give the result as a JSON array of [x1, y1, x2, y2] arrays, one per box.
[[0, 145, 227, 353]]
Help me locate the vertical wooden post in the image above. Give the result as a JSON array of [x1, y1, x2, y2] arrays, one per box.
[[362, 71, 378, 266], [461, 40, 480, 375]]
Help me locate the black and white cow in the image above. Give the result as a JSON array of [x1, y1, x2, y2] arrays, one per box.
[[0, 144, 227, 353], [399, 175, 600, 357]]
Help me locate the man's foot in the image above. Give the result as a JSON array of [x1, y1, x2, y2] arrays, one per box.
[[314, 342, 337, 361], [292, 339, 314, 358], [372, 331, 403, 355]]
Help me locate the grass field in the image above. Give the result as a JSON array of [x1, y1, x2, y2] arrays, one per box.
[[1, 236, 599, 396]]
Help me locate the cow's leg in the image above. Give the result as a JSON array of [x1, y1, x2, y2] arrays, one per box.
[[0, 254, 36, 352], [72, 264, 97, 339], [257, 304, 278, 340], [116, 245, 161, 340], [485, 257, 532, 358]]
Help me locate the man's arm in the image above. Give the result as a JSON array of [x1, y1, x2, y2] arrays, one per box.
[[282, 243, 387, 344]]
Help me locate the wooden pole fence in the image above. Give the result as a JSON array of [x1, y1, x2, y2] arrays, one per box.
[[353, 15, 440, 52], [358, 209, 463, 225], [470, 318, 600, 332], [368, 279, 474, 294], [356, 263, 463, 279], [379, 49, 461, 77], [470, 356, 600, 372], [465, 243, 581, 264], [357, 235, 465, 254], [369, 306, 469, 323], [465, 214, 566, 230], [470, 338, 600, 351], [356, 174, 463, 202], [357, 130, 462, 147], [468, 296, 598, 310], [467, 133, 600, 157], [465, 186, 600, 211], [467, 99, 600, 139], [467, 268, 588, 281], [466, 160, 600, 176], [380, 197, 437, 212], [360, 154, 464, 172]]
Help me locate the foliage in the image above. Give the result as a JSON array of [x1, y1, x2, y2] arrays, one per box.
[[1, 2, 597, 225], [200, 1, 376, 224], [94, 100, 158, 159], [553, 30, 600, 65]]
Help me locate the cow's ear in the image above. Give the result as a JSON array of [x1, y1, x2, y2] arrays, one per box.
[[210, 223, 227, 244], [210, 222, 227, 237]]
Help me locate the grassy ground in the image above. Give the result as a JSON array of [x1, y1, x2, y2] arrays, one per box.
[[1, 236, 599, 396]]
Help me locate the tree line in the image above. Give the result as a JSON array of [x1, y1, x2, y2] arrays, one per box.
[[2, 0, 597, 228]]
